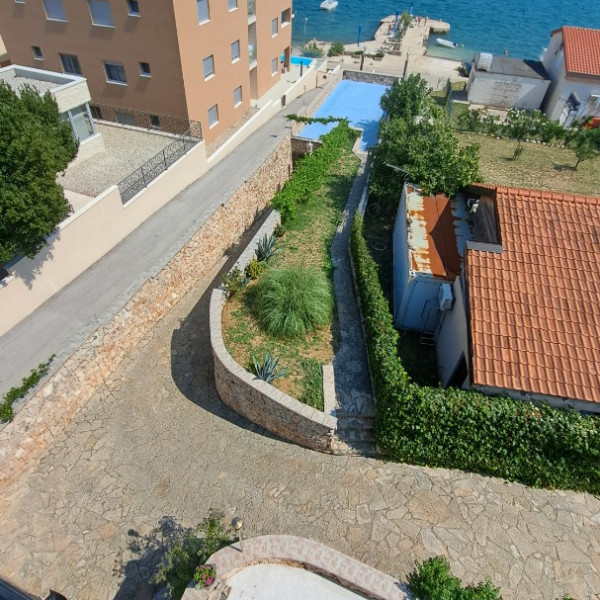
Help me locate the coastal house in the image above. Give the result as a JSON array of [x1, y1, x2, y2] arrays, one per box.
[[541, 26, 600, 126], [434, 185, 600, 412], [466, 53, 551, 110]]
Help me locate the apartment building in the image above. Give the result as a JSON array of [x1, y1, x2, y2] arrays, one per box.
[[0, 0, 293, 143]]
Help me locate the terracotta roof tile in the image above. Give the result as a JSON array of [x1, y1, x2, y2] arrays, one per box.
[[561, 27, 600, 77], [467, 186, 600, 404]]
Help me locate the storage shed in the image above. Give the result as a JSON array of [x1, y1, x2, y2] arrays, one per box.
[[467, 53, 551, 110]]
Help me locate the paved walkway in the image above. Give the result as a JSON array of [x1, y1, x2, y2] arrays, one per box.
[[0, 90, 320, 398], [0, 260, 598, 600]]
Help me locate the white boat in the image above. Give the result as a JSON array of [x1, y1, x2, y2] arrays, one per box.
[[320, 0, 338, 10], [436, 38, 457, 48]]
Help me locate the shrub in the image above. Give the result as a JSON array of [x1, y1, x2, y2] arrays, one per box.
[[328, 41, 345, 56], [274, 223, 286, 238], [350, 215, 600, 493], [255, 233, 278, 262], [154, 511, 233, 600], [194, 565, 216, 588], [408, 557, 502, 600], [251, 352, 288, 383], [245, 258, 265, 280], [222, 267, 247, 297], [252, 267, 333, 339], [303, 41, 324, 58]]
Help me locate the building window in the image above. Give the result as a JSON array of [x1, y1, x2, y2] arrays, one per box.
[[271, 17, 278, 36], [127, 0, 139, 15], [208, 104, 219, 128], [197, 0, 209, 23], [60, 53, 82, 75], [88, 0, 114, 26], [150, 114, 160, 128], [104, 61, 127, 84], [203, 55, 215, 79], [231, 40, 240, 62], [32, 46, 43, 60], [228, 0, 237, 10], [42, 0, 67, 21], [139, 61, 151, 77], [233, 85, 242, 107], [271, 57, 278, 75], [281, 8, 291, 25], [15, 0, 26, 4]]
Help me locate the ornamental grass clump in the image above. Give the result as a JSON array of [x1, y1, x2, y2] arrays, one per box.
[[252, 267, 333, 339]]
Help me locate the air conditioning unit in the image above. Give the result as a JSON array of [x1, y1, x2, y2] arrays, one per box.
[[589, 95, 600, 105], [438, 283, 454, 311]]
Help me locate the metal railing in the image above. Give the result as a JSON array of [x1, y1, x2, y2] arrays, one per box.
[[90, 103, 203, 139], [118, 133, 199, 203], [247, 0, 255, 17]]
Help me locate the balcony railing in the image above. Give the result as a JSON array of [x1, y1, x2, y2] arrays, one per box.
[[247, 0, 256, 17], [248, 44, 257, 62]]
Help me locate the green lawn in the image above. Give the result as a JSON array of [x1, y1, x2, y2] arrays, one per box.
[[223, 152, 360, 408]]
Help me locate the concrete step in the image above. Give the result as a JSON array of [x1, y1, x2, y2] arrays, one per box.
[[336, 427, 375, 443], [331, 437, 383, 457]]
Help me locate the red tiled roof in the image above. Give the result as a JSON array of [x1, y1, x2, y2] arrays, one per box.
[[467, 187, 600, 403], [561, 26, 600, 77]]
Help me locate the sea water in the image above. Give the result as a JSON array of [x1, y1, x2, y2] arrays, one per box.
[[292, 0, 600, 60]]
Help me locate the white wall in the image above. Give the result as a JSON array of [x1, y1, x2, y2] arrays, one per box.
[[467, 72, 550, 110], [392, 187, 410, 326], [436, 276, 470, 387]]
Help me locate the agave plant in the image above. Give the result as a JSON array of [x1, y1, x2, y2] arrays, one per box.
[[255, 233, 279, 262], [251, 352, 288, 383]]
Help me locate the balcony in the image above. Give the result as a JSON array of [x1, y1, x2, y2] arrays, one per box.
[[247, 0, 256, 23]]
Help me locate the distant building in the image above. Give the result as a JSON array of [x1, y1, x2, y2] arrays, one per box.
[[541, 26, 600, 126], [0, 0, 292, 143], [466, 52, 551, 110], [0, 64, 102, 153], [0, 33, 9, 67]]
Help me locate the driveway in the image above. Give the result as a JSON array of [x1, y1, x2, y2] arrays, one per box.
[[0, 256, 598, 600]]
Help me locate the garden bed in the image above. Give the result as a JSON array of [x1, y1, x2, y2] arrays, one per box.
[[222, 127, 360, 409]]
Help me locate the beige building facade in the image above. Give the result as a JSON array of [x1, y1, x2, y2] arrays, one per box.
[[0, 0, 292, 143]]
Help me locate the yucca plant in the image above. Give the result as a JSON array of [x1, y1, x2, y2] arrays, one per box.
[[255, 233, 279, 262], [251, 352, 288, 383]]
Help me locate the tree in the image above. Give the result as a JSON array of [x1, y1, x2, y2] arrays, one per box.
[[327, 41, 345, 57], [570, 127, 600, 170], [380, 73, 431, 121], [0, 82, 77, 264]]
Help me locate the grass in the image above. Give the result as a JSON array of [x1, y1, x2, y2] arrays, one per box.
[[222, 151, 360, 408], [457, 131, 600, 196]]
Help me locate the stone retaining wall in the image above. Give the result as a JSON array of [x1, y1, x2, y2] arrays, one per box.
[[0, 136, 294, 488], [181, 535, 408, 600], [343, 69, 398, 86], [291, 136, 323, 162], [210, 212, 337, 452]]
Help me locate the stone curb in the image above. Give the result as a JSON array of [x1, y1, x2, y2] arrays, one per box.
[[181, 535, 409, 600]]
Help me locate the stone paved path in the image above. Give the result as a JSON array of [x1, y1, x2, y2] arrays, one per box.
[[1, 255, 599, 600]]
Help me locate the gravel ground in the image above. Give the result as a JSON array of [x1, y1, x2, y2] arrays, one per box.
[[58, 123, 179, 197]]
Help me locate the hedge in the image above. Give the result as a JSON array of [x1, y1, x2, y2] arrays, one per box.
[[273, 120, 358, 221], [350, 215, 600, 493]]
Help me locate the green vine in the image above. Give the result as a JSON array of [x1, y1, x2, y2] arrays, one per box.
[[286, 114, 349, 126]]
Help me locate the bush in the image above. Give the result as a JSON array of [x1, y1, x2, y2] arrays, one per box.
[[303, 41, 324, 58], [252, 267, 333, 339], [328, 41, 345, 56], [245, 258, 265, 280], [408, 557, 502, 600], [272, 121, 358, 221], [350, 215, 600, 493], [154, 511, 233, 600], [222, 267, 247, 297], [255, 233, 278, 262]]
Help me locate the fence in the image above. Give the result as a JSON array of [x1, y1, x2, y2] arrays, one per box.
[[89, 103, 203, 138], [118, 134, 199, 203]]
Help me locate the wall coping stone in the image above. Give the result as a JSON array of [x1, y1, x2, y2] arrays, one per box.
[[181, 535, 408, 600]]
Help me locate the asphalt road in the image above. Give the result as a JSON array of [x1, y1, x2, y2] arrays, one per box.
[[0, 92, 317, 398]]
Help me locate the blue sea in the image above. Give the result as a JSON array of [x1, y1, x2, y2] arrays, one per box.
[[291, 0, 600, 60]]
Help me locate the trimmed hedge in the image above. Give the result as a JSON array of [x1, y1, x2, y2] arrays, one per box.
[[273, 120, 358, 221], [350, 215, 600, 493]]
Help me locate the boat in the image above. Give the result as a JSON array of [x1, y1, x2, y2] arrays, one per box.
[[436, 38, 457, 48], [320, 0, 338, 10]]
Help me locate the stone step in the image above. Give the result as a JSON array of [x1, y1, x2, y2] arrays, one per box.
[[336, 416, 375, 430], [337, 428, 375, 443], [331, 437, 383, 457]]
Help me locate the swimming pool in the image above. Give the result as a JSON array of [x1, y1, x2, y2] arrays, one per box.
[[299, 80, 388, 151], [290, 56, 313, 67]]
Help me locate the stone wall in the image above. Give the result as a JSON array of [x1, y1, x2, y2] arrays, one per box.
[[343, 69, 398, 86], [210, 211, 337, 452], [181, 535, 408, 600], [291, 136, 323, 162], [0, 136, 294, 489]]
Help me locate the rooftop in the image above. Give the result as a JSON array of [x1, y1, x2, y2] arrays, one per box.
[[405, 184, 470, 280], [467, 186, 600, 403], [474, 54, 550, 80], [0, 64, 83, 95], [558, 26, 600, 77]]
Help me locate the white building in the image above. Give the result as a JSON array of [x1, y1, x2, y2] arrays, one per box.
[[541, 26, 600, 126], [467, 53, 551, 110]]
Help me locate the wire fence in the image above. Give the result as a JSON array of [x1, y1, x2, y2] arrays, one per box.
[[118, 134, 199, 203]]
